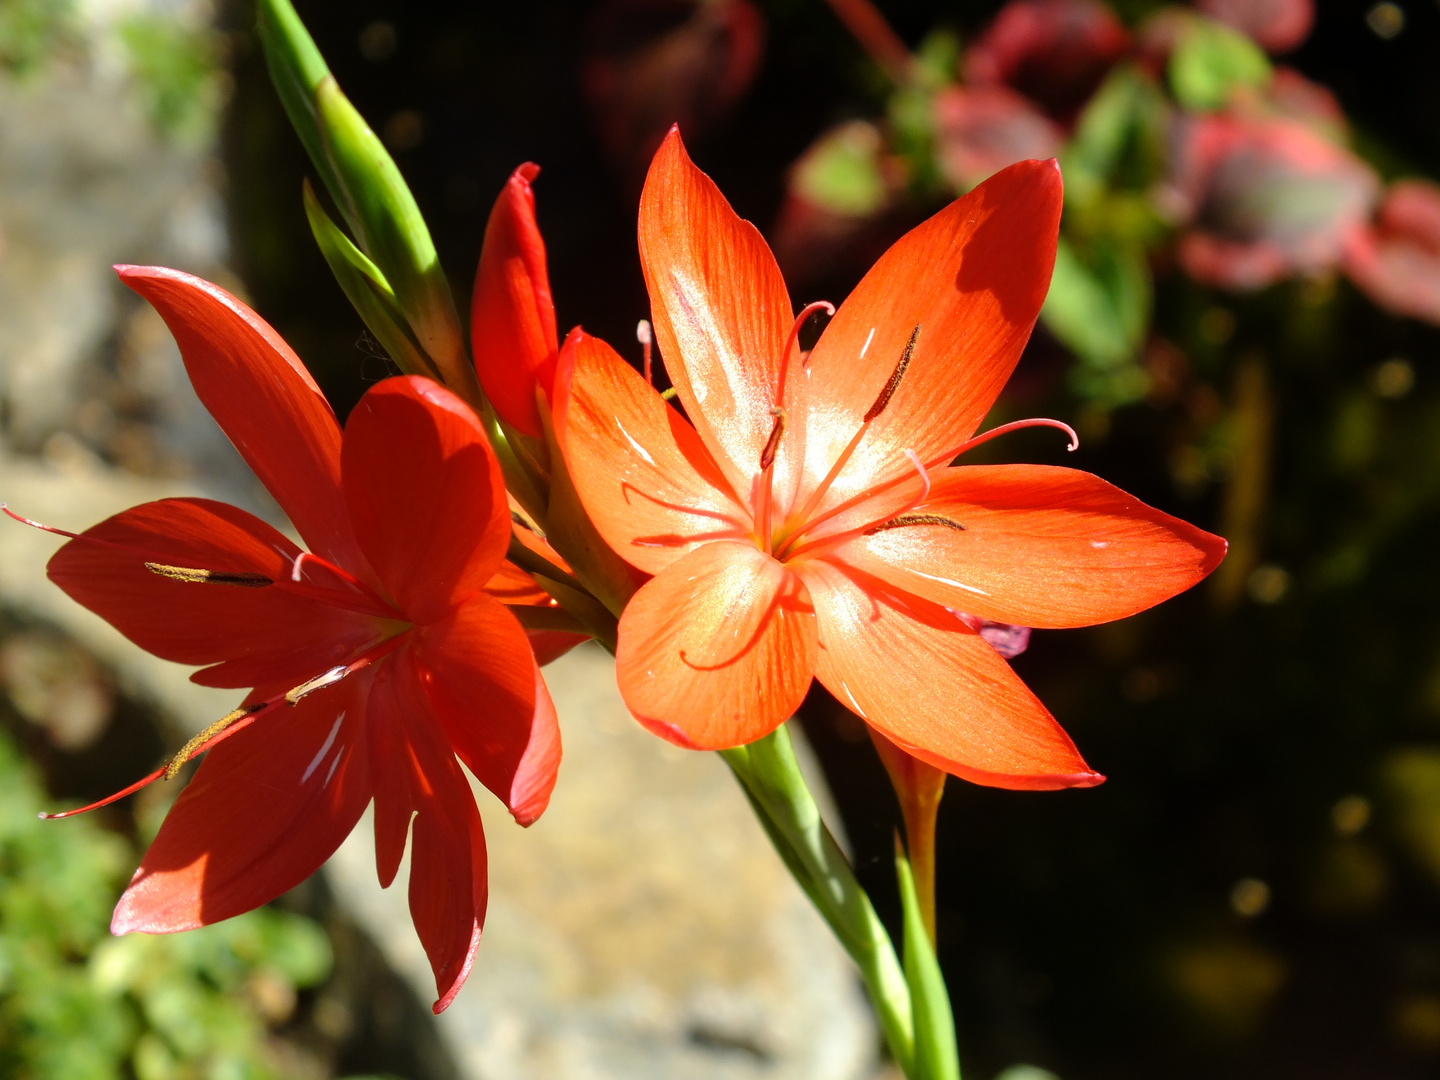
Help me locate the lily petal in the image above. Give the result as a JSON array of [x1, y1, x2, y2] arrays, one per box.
[[472, 163, 559, 437], [798, 559, 1101, 790], [366, 648, 486, 1013], [343, 376, 510, 623], [46, 497, 383, 689], [616, 540, 817, 749], [638, 128, 804, 505], [555, 328, 749, 576], [112, 674, 371, 932], [841, 464, 1227, 628], [117, 266, 368, 576], [800, 160, 1063, 510], [414, 593, 560, 825]]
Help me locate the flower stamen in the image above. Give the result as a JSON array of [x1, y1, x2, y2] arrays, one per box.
[[783, 326, 921, 539], [863, 323, 920, 422], [637, 319, 654, 386], [146, 562, 273, 587], [783, 448, 930, 561], [39, 636, 405, 819], [775, 300, 835, 408]]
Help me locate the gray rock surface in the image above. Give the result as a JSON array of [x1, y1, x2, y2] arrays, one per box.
[[330, 644, 879, 1080]]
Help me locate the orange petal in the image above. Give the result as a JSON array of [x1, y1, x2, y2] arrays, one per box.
[[471, 163, 559, 437], [797, 558, 1101, 790], [46, 497, 382, 689], [554, 328, 749, 576], [116, 266, 368, 577], [840, 464, 1227, 628], [638, 128, 805, 505], [366, 648, 487, 1013], [414, 593, 560, 825], [799, 160, 1063, 512], [112, 674, 372, 933], [615, 540, 816, 749], [343, 377, 510, 623]]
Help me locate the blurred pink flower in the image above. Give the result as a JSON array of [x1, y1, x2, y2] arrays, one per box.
[[1344, 180, 1440, 326], [932, 85, 1063, 192], [583, 0, 764, 186], [1266, 67, 1347, 139], [965, 0, 1131, 124], [770, 120, 905, 287], [1195, 0, 1314, 54], [1168, 111, 1378, 289]]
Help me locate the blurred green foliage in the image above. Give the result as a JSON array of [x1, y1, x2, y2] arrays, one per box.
[[119, 14, 226, 145], [0, 729, 336, 1080], [0, 0, 72, 74]]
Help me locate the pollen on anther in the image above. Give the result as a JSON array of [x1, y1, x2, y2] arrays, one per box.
[[863, 324, 921, 422]]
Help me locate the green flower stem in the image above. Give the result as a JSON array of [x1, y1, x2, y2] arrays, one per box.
[[721, 726, 916, 1075]]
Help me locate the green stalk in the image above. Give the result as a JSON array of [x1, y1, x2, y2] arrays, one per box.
[[721, 726, 916, 1074]]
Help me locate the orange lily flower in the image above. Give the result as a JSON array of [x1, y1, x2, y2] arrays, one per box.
[[556, 130, 1226, 789], [21, 267, 560, 1012]]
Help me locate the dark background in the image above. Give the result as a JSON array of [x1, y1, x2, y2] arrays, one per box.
[[220, 2, 1440, 1076]]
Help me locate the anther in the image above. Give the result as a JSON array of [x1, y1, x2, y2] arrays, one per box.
[[865, 514, 967, 535], [760, 407, 787, 470], [286, 665, 350, 705], [164, 702, 265, 780], [146, 562, 272, 588], [864, 324, 920, 422]]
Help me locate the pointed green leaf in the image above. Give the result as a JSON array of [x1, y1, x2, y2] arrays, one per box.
[[255, 0, 342, 214], [896, 837, 960, 1080], [303, 181, 436, 380], [256, 0, 477, 405]]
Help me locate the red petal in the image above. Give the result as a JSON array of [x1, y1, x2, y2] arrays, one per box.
[[471, 163, 559, 437], [615, 540, 816, 749], [638, 129, 805, 504], [553, 328, 749, 576], [343, 377, 510, 623], [414, 594, 560, 825], [112, 674, 372, 932], [366, 649, 487, 1012], [483, 561, 587, 664], [798, 559, 1101, 790], [116, 266, 368, 577], [800, 160, 1062, 512], [840, 464, 1227, 628], [46, 498, 382, 689]]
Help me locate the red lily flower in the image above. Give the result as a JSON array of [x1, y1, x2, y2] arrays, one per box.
[[35, 266, 560, 1013], [556, 130, 1225, 789]]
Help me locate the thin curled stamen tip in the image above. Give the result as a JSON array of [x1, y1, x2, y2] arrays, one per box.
[[903, 448, 930, 499], [636, 319, 652, 345]]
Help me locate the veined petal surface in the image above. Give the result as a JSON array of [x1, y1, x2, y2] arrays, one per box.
[[555, 329, 749, 576], [616, 541, 817, 749], [117, 265, 368, 577], [112, 675, 371, 932], [841, 464, 1228, 628], [798, 559, 1101, 790], [800, 160, 1063, 512], [639, 129, 804, 505], [46, 498, 384, 689], [343, 377, 510, 623], [472, 163, 558, 437], [413, 594, 560, 825]]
